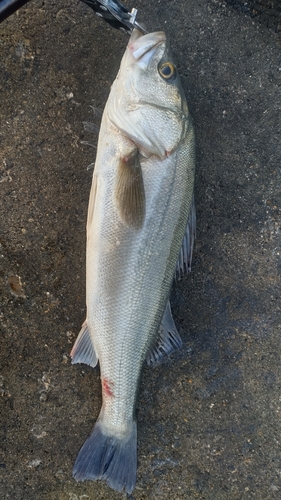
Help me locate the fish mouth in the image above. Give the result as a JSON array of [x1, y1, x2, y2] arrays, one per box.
[[127, 30, 166, 67]]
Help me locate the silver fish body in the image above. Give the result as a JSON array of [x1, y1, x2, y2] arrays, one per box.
[[71, 29, 195, 493]]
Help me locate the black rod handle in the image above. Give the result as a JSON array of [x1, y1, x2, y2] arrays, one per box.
[[0, 0, 32, 22]]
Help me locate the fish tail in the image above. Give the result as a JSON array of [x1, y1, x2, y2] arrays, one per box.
[[73, 420, 137, 494]]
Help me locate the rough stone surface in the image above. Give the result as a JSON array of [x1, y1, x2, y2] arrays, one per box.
[[0, 1, 280, 499]]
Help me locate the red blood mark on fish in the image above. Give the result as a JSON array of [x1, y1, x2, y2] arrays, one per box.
[[102, 378, 115, 398]]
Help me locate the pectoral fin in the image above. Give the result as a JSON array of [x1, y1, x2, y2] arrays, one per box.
[[114, 149, 145, 230], [146, 300, 182, 366]]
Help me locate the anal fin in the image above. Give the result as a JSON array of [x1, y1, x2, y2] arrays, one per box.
[[70, 322, 98, 368], [146, 301, 182, 366]]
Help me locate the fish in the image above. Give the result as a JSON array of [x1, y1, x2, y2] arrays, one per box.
[[70, 28, 196, 493]]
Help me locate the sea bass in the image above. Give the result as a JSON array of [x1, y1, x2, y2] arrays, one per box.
[[71, 29, 195, 493]]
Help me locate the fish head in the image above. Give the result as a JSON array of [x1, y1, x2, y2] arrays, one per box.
[[107, 30, 189, 159]]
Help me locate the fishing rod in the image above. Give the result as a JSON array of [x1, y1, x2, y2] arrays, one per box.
[[0, 0, 147, 33], [0, 0, 30, 22]]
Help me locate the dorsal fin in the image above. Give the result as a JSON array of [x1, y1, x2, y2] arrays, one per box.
[[114, 149, 145, 230], [146, 300, 182, 366], [176, 193, 196, 278]]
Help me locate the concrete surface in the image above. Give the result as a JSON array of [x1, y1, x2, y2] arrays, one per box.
[[0, 0, 281, 498]]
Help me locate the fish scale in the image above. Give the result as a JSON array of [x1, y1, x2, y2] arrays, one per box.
[[71, 29, 195, 493]]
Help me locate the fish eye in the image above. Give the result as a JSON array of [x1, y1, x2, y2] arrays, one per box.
[[158, 62, 176, 80]]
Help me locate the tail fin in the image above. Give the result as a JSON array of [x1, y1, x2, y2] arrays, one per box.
[[73, 420, 137, 494]]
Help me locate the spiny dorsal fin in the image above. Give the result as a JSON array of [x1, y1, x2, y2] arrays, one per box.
[[114, 149, 145, 230], [176, 193, 196, 278]]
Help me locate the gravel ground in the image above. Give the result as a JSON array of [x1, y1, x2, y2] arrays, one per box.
[[0, 1, 281, 499]]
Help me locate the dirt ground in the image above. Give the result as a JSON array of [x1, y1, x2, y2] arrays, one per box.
[[0, 0, 281, 499]]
